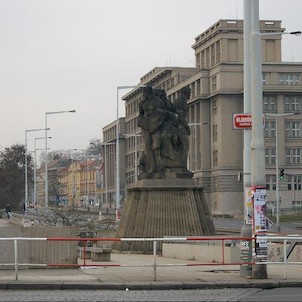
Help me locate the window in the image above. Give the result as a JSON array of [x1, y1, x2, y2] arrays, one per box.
[[211, 75, 217, 91], [292, 201, 302, 209], [286, 148, 302, 164], [213, 124, 218, 141], [288, 175, 302, 191], [216, 41, 221, 63], [213, 150, 218, 167], [262, 73, 267, 85], [266, 174, 276, 190], [284, 96, 302, 111], [212, 100, 217, 115], [264, 121, 275, 138], [211, 44, 215, 66], [286, 121, 301, 138], [265, 148, 276, 165], [263, 95, 276, 111], [206, 47, 210, 68], [279, 73, 300, 85], [266, 175, 270, 190]]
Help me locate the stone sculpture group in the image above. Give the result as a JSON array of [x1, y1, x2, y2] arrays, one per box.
[[138, 85, 192, 179]]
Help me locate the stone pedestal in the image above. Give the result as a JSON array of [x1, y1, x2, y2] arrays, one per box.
[[115, 178, 216, 253]]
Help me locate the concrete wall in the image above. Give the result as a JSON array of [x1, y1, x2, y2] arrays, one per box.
[[268, 243, 302, 262], [27, 227, 78, 266], [163, 242, 302, 263], [0, 225, 29, 269], [0, 226, 78, 269], [162, 243, 240, 263]]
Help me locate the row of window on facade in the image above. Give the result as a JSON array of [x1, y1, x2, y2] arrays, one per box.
[[266, 148, 302, 165], [264, 95, 302, 111], [211, 73, 302, 93], [266, 174, 302, 190], [211, 147, 302, 168], [263, 73, 301, 85]]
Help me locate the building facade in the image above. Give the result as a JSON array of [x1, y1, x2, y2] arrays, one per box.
[[103, 19, 302, 217], [36, 19, 302, 217], [36, 157, 103, 208]]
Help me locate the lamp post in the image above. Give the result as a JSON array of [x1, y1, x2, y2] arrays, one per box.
[[25, 128, 48, 213], [240, 0, 253, 277], [241, 0, 301, 278], [116, 85, 144, 222], [34, 137, 51, 208], [248, 0, 267, 279], [265, 112, 300, 232], [45, 110, 76, 212]]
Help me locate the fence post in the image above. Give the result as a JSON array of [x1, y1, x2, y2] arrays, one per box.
[[283, 238, 287, 279], [14, 239, 18, 281], [153, 240, 157, 281]]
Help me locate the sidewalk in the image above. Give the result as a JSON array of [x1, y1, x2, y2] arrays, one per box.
[[0, 253, 301, 290]]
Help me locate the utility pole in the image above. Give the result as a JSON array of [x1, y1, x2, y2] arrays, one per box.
[[250, 0, 267, 279], [240, 0, 253, 277]]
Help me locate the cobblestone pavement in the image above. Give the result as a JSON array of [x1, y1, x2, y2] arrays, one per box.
[[0, 288, 262, 302]]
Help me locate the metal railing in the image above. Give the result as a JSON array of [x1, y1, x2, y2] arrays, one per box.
[[0, 235, 301, 281]]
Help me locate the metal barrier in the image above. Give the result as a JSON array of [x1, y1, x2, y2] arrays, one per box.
[[262, 234, 302, 279], [0, 235, 301, 281]]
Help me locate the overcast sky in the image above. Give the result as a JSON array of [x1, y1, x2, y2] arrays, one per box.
[[1, 0, 302, 155]]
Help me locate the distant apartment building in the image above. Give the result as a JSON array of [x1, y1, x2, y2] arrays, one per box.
[[102, 19, 302, 217], [37, 157, 103, 208]]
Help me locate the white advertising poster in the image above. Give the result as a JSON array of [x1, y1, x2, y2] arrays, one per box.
[[253, 187, 267, 233], [244, 187, 253, 224]]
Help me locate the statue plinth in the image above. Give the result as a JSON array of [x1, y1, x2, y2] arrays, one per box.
[[115, 178, 216, 254]]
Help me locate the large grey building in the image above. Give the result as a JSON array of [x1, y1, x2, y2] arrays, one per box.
[[102, 19, 302, 217]]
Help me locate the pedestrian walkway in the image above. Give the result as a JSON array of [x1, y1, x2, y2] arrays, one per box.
[[0, 252, 301, 290]]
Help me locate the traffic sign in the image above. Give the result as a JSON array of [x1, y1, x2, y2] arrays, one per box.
[[232, 113, 252, 129]]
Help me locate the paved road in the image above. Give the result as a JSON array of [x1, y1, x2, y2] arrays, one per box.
[[2, 287, 302, 301], [213, 217, 302, 234], [0, 288, 262, 301]]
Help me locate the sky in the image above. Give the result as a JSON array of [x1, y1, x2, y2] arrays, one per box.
[[1, 0, 302, 156]]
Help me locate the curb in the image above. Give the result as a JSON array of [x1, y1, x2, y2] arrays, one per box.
[[1, 280, 302, 290]]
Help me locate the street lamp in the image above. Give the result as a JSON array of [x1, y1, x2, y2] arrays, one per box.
[[116, 85, 144, 222], [25, 128, 48, 212], [34, 137, 51, 208], [265, 112, 300, 232], [261, 31, 301, 36], [241, 0, 301, 278], [45, 110, 76, 212]]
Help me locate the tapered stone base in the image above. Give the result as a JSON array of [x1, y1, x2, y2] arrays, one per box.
[[114, 179, 216, 253]]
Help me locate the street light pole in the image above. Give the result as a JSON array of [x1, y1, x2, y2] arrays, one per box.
[[250, 0, 267, 279], [266, 112, 300, 232], [240, 0, 253, 278], [34, 137, 51, 208], [25, 128, 48, 213], [116, 85, 144, 222], [45, 110, 76, 213]]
